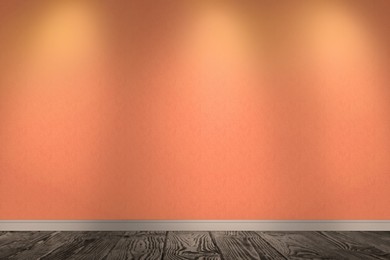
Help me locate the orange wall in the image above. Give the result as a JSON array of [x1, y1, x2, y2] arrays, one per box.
[[1, 1, 390, 220]]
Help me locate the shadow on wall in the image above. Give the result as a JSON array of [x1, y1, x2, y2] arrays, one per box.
[[0, 0, 390, 219]]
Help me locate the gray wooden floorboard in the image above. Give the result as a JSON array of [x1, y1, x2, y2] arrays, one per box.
[[212, 231, 261, 259], [0, 231, 54, 259], [244, 231, 287, 259], [40, 232, 95, 260], [317, 231, 390, 259], [359, 231, 390, 253], [256, 231, 372, 259], [164, 231, 221, 259], [0, 231, 388, 259], [67, 231, 123, 260], [105, 231, 165, 260], [8, 232, 75, 260]]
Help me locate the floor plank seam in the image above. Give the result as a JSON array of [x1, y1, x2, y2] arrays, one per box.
[[160, 231, 169, 260], [316, 231, 343, 248], [101, 234, 121, 260], [209, 231, 226, 260], [253, 232, 288, 260]]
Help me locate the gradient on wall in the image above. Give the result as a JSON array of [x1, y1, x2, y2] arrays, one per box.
[[1, 0, 390, 220]]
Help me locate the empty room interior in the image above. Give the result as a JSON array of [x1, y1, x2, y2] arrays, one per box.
[[0, 0, 389, 259]]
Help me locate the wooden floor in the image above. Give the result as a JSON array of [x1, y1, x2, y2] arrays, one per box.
[[0, 231, 389, 259]]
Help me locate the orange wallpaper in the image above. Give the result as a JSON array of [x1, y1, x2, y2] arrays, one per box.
[[1, 1, 390, 220]]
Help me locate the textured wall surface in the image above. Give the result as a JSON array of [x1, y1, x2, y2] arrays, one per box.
[[1, 1, 390, 219]]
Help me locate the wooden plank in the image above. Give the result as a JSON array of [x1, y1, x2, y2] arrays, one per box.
[[359, 231, 390, 253], [0, 232, 17, 246], [165, 231, 221, 260], [243, 231, 287, 259], [0, 231, 51, 247], [257, 231, 364, 260], [8, 232, 78, 259], [332, 231, 390, 254], [210, 231, 285, 259], [0, 231, 54, 259], [105, 231, 165, 260], [212, 231, 260, 260], [67, 231, 123, 260], [0, 231, 387, 259], [40, 232, 108, 259], [317, 231, 390, 260], [370, 231, 390, 237]]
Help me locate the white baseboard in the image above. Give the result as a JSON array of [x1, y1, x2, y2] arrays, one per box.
[[1, 220, 389, 231]]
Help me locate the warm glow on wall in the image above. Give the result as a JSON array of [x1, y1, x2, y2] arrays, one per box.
[[0, 1, 389, 220], [180, 3, 256, 72], [25, 1, 105, 69], [302, 2, 390, 207]]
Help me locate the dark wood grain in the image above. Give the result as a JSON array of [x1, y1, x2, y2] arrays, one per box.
[[165, 231, 221, 259], [0, 232, 19, 246], [105, 231, 165, 260], [370, 231, 390, 237], [212, 231, 260, 260], [0, 231, 388, 259], [67, 231, 123, 260], [359, 231, 390, 253], [243, 231, 287, 259], [39, 232, 96, 260], [8, 232, 78, 260], [0, 231, 51, 247], [257, 231, 366, 260], [319, 232, 390, 259], [0, 231, 54, 259]]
